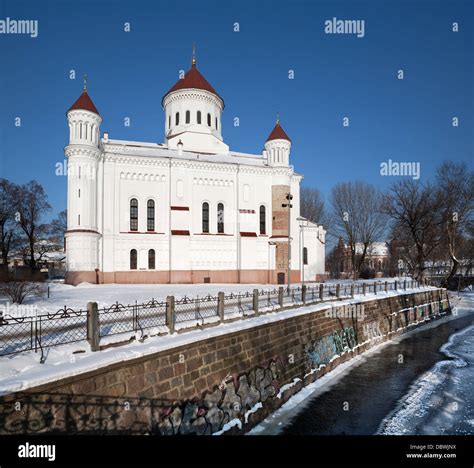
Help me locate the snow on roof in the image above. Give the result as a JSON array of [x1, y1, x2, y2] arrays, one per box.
[[355, 242, 389, 256], [104, 139, 269, 168]]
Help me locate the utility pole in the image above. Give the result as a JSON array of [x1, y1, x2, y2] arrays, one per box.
[[282, 193, 293, 292]]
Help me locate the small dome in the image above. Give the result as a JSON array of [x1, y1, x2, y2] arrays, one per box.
[[266, 122, 291, 142], [68, 90, 99, 115]]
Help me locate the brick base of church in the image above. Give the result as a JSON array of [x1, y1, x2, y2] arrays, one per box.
[[65, 269, 303, 286]]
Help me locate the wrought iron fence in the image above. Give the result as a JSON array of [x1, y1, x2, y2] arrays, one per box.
[[257, 288, 280, 311], [223, 291, 254, 317], [0, 306, 88, 361], [174, 295, 219, 325], [0, 279, 422, 357]]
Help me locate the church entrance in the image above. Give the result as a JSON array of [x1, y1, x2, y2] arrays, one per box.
[[277, 272, 285, 284]]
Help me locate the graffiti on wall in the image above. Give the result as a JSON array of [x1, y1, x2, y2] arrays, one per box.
[[306, 326, 358, 369], [0, 358, 286, 436]]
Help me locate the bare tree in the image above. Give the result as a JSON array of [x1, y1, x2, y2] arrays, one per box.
[[435, 161, 474, 286], [300, 187, 326, 225], [330, 182, 386, 279], [49, 209, 67, 246], [0, 179, 19, 278], [15, 181, 51, 273], [382, 180, 441, 281], [0, 280, 46, 304]]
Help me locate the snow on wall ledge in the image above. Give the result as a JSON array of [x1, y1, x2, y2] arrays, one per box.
[[0, 288, 449, 435]]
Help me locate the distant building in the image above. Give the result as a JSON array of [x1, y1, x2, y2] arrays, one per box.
[[328, 239, 390, 279], [4, 240, 66, 280], [64, 52, 326, 285]]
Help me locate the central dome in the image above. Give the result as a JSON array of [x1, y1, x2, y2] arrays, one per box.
[[162, 62, 224, 107]]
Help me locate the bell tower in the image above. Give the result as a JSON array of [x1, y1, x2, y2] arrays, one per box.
[[64, 76, 102, 284], [264, 115, 291, 167]]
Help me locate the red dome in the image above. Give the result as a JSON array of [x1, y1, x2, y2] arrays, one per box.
[[162, 63, 223, 105], [266, 122, 291, 142], [68, 90, 99, 115]]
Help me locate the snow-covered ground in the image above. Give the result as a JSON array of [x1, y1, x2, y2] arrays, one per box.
[[0, 276, 412, 318], [0, 284, 433, 396]]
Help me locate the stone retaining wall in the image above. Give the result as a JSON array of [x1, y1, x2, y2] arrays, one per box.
[[0, 288, 449, 435]]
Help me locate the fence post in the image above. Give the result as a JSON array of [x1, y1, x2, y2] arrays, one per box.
[[166, 295, 175, 334], [404, 280, 407, 290], [362, 283, 366, 296], [87, 302, 100, 352], [218, 292, 225, 322], [319, 283, 324, 300], [336, 284, 340, 298], [374, 282, 377, 295], [278, 286, 284, 308], [385, 281, 388, 293], [350, 284, 354, 298], [394, 280, 398, 291], [253, 289, 259, 315], [302, 284, 307, 304]]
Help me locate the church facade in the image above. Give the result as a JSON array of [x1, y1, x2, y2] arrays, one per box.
[[64, 55, 326, 285]]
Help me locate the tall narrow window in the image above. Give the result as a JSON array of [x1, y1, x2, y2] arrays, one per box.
[[168, 115, 171, 129], [148, 249, 155, 269], [185, 110, 190, 124], [197, 111, 202, 124], [175, 112, 180, 125], [215, 117, 218, 130], [202, 202, 209, 233], [147, 199, 155, 231], [259, 205, 266, 234], [303, 247, 308, 265], [130, 249, 137, 270], [217, 203, 224, 233], [130, 198, 138, 231], [207, 113, 211, 127]]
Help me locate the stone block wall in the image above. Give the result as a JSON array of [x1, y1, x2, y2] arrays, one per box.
[[0, 289, 449, 435]]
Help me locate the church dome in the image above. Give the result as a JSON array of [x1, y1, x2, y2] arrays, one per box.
[[266, 121, 291, 142], [162, 61, 223, 107]]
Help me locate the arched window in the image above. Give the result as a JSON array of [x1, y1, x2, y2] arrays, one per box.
[[197, 111, 202, 124], [202, 202, 209, 233], [130, 198, 138, 231], [207, 113, 211, 127], [175, 112, 180, 125], [259, 205, 266, 234], [303, 247, 308, 265], [130, 249, 137, 270], [148, 249, 155, 269], [186, 110, 190, 124], [217, 203, 224, 233], [147, 199, 155, 231]]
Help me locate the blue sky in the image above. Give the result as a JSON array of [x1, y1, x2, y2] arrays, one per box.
[[0, 0, 472, 221]]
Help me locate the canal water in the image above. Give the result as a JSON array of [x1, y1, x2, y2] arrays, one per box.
[[251, 293, 474, 436]]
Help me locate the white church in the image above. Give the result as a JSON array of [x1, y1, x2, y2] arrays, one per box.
[[64, 53, 326, 285]]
